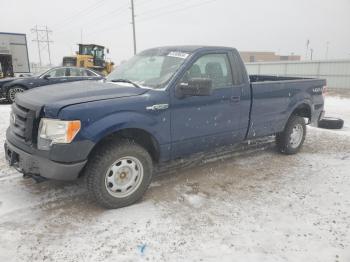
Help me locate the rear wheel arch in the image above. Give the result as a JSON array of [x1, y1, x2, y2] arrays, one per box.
[[291, 103, 312, 120]]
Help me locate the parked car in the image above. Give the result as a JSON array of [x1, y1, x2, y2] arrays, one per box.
[[4, 46, 326, 209], [0, 66, 104, 103], [0, 77, 17, 99]]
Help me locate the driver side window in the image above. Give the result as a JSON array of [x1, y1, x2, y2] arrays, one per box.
[[45, 68, 67, 78], [182, 53, 233, 89]]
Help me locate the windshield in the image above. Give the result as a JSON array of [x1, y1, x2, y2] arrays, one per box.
[[33, 68, 50, 77], [80, 45, 104, 59], [106, 50, 189, 89]]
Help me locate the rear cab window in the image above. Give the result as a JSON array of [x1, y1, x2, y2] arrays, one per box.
[[229, 51, 247, 85]]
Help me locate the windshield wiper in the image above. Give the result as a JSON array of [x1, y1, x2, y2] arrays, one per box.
[[110, 79, 141, 88]]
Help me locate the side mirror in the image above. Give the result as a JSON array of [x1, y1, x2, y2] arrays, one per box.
[[43, 75, 50, 80], [176, 78, 212, 97]]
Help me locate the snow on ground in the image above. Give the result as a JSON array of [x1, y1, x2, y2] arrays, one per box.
[[0, 96, 349, 262]]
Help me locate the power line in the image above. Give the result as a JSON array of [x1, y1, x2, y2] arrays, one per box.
[[52, 0, 109, 31], [31, 25, 53, 66], [136, 0, 194, 17], [85, 0, 218, 37], [66, 3, 130, 34], [138, 0, 218, 22], [76, 0, 219, 57], [134, 0, 154, 6]]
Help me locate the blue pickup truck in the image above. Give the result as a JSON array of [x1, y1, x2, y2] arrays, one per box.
[[4, 46, 326, 208]]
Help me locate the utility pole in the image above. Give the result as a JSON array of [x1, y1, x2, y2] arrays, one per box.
[[325, 41, 329, 59], [305, 39, 310, 60], [31, 25, 53, 66], [45, 26, 52, 65], [130, 0, 137, 55], [32, 25, 42, 67], [310, 48, 314, 61]]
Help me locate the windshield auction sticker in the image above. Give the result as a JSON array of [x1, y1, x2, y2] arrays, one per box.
[[167, 51, 189, 59]]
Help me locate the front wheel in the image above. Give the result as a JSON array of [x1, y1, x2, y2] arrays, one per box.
[[85, 139, 153, 209], [276, 115, 306, 154], [7, 86, 25, 103]]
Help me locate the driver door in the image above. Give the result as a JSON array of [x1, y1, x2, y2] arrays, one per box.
[[170, 53, 241, 158], [41, 68, 69, 85]]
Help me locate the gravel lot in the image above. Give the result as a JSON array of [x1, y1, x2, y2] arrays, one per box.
[[0, 95, 349, 262]]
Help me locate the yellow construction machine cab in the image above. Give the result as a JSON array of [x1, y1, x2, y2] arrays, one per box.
[[62, 44, 114, 75]]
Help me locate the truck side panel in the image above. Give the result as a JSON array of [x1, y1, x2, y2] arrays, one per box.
[[247, 79, 325, 139]]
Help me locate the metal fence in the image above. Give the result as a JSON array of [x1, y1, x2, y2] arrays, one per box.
[[245, 59, 350, 89]]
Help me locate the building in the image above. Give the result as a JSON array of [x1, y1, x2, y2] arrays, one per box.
[[0, 32, 30, 77], [239, 51, 301, 63]]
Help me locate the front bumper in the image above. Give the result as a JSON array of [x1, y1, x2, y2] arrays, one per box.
[[4, 141, 87, 181]]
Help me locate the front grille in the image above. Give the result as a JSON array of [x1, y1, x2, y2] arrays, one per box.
[[10, 102, 35, 143]]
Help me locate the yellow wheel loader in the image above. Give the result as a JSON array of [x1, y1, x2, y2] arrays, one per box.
[[63, 44, 114, 76]]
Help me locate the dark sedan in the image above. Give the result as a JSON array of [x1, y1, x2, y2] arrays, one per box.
[[0, 67, 104, 103]]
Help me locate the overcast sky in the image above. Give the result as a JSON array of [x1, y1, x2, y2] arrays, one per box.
[[2, 0, 350, 65]]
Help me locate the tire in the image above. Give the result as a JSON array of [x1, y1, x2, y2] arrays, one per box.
[[6, 86, 25, 103], [318, 117, 344, 129], [85, 139, 153, 209], [276, 115, 306, 155]]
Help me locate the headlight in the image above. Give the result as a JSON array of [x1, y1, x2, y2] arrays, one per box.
[[37, 118, 81, 150]]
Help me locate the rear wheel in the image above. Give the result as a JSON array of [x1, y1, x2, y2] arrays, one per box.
[[85, 139, 153, 209], [276, 115, 306, 154], [7, 86, 25, 103]]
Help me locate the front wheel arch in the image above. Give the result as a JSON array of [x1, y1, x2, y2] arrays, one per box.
[[88, 128, 161, 163]]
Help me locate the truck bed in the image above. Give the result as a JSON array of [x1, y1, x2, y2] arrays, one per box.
[[246, 75, 326, 140], [249, 75, 310, 82]]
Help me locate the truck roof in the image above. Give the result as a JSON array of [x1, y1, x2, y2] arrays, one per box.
[[140, 45, 236, 54]]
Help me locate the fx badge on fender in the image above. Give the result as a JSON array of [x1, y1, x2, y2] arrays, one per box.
[[146, 104, 169, 111], [313, 87, 323, 93]]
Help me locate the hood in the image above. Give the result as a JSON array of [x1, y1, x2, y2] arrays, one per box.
[[0, 77, 18, 83], [1, 76, 38, 89], [8, 76, 37, 84], [0, 77, 18, 87], [16, 80, 149, 117]]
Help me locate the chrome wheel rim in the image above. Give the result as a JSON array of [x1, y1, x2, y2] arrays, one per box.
[[290, 124, 303, 148], [9, 87, 24, 102], [104, 156, 144, 198]]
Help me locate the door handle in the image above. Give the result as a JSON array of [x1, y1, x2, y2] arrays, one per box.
[[231, 96, 240, 103]]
